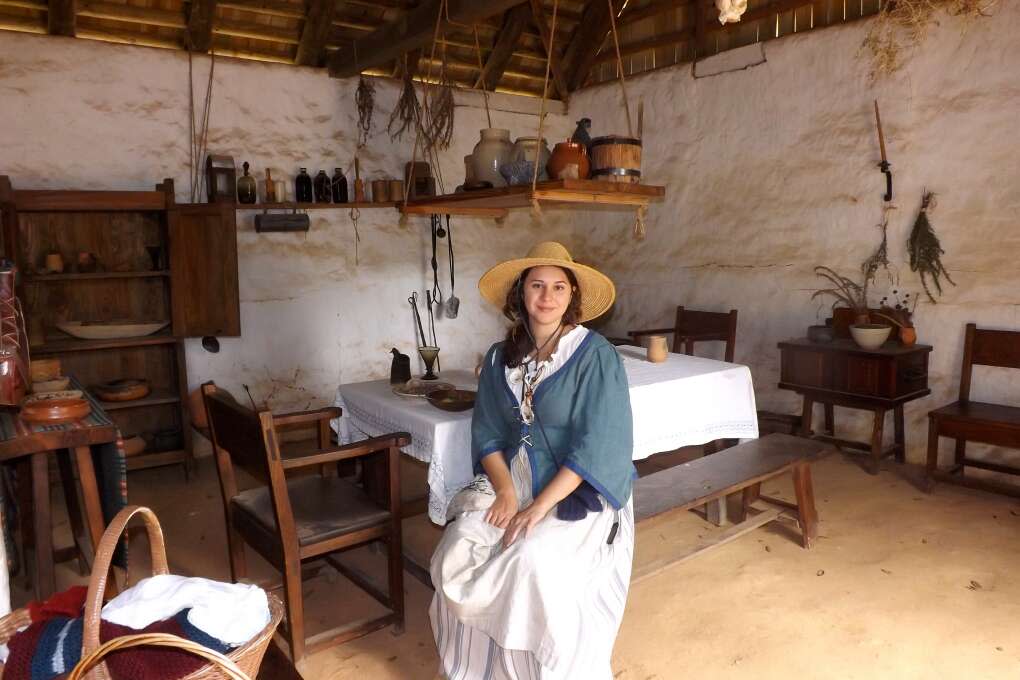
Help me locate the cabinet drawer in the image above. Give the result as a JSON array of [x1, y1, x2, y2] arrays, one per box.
[[781, 349, 830, 389], [897, 351, 929, 396]]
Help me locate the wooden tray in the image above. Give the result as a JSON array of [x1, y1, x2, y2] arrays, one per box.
[[57, 321, 169, 340], [94, 378, 150, 402], [20, 397, 91, 423], [426, 389, 476, 412]]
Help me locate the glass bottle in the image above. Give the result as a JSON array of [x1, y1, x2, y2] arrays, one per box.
[[264, 168, 276, 203], [237, 161, 257, 204], [295, 168, 313, 203], [331, 168, 348, 204], [314, 170, 331, 203]]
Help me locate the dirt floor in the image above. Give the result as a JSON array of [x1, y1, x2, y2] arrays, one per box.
[[16, 448, 1020, 679]]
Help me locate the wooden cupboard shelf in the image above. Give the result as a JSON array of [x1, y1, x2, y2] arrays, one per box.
[[32, 333, 178, 354], [12, 190, 168, 212], [401, 179, 666, 218], [97, 389, 181, 412], [24, 271, 169, 283], [126, 448, 189, 471], [234, 201, 398, 210]]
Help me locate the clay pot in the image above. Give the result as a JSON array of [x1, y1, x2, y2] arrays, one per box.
[[899, 326, 917, 347], [511, 137, 551, 181], [647, 335, 668, 363], [470, 128, 513, 188], [547, 141, 590, 180]]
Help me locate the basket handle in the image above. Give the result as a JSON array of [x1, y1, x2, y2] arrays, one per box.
[[68, 633, 252, 680], [81, 505, 171, 680]]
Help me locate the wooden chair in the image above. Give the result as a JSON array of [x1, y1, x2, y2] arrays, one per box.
[[926, 324, 1020, 496], [201, 382, 410, 665], [629, 306, 738, 363]]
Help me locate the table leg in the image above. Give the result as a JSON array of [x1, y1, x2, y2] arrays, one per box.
[[792, 463, 819, 549], [72, 446, 118, 596], [31, 452, 54, 599], [800, 396, 814, 436], [56, 450, 88, 575], [893, 405, 906, 463], [869, 409, 886, 475]]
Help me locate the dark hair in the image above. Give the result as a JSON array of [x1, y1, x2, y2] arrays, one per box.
[[502, 266, 583, 368]]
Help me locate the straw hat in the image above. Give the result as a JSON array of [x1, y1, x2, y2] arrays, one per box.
[[478, 241, 616, 323]]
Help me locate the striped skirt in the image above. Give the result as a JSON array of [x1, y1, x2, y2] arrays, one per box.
[[430, 449, 634, 679]]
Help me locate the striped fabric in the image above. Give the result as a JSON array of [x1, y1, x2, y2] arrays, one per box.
[[430, 331, 634, 680]]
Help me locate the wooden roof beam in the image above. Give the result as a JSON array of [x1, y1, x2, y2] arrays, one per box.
[[327, 0, 527, 79], [527, 0, 569, 100], [186, 0, 217, 52], [475, 4, 529, 90], [562, 0, 621, 92], [47, 0, 75, 36], [296, 0, 337, 66]]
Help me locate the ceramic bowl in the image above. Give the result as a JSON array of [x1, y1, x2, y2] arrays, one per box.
[[426, 389, 476, 412], [850, 324, 891, 350], [498, 160, 539, 186]]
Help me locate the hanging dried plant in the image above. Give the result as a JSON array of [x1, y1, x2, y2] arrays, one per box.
[[908, 191, 955, 304], [355, 75, 375, 147], [424, 82, 454, 151], [862, 0, 997, 79], [388, 62, 421, 142], [861, 215, 891, 283]]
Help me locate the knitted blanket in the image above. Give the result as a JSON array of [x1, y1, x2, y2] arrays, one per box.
[[4, 608, 232, 680]]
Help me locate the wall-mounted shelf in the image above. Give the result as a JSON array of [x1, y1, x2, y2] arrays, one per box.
[[24, 271, 169, 283], [32, 333, 178, 354], [234, 201, 398, 211], [97, 388, 181, 412]]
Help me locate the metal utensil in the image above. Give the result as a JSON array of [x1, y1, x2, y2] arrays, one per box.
[[408, 293, 427, 346], [445, 215, 459, 318], [425, 291, 440, 372]]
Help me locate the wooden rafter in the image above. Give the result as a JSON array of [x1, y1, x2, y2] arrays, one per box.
[[185, 0, 217, 52], [296, 0, 337, 66], [562, 0, 619, 92], [527, 0, 569, 100], [475, 4, 529, 90], [327, 0, 527, 79], [47, 0, 75, 36]]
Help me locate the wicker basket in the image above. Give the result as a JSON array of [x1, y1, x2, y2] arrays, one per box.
[[0, 505, 283, 680]]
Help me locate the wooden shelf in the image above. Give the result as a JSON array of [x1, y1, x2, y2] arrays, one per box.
[[97, 388, 181, 412], [24, 271, 169, 283], [12, 190, 167, 212], [126, 448, 189, 471], [234, 201, 398, 210], [401, 179, 666, 218], [33, 333, 178, 354]]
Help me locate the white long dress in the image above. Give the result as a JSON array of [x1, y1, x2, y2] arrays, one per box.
[[430, 327, 635, 680]]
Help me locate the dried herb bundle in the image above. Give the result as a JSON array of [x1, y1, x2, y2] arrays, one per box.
[[862, 0, 997, 79], [388, 64, 421, 142], [861, 216, 891, 283], [355, 75, 375, 147], [908, 191, 955, 303], [423, 83, 454, 151]]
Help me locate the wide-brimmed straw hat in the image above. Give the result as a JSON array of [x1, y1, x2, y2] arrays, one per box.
[[478, 241, 616, 323]]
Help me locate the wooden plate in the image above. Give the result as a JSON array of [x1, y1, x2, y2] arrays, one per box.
[[56, 321, 169, 340], [426, 389, 476, 412], [21, 397, 91, 423], [94, 379, 150, 402]]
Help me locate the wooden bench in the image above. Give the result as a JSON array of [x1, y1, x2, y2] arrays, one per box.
[[632, 433, 830, 582]]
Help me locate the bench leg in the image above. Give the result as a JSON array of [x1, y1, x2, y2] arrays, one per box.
[[925, 418, 939, 493], [868, 408, 886, 475], [791, 463, 818, 549], [799, 396, 814, 436], [893, 406, 905, 464], [737, 483, 761, 522]]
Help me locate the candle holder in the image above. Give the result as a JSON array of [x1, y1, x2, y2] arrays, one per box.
[[418, 346, 440, 381]]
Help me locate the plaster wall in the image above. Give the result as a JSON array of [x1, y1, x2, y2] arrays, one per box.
[[569, 5, 1020, 465], [0, 33, 572, 425]]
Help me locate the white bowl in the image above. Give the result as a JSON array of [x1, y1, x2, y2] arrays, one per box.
[[850, 324, 892, 350]]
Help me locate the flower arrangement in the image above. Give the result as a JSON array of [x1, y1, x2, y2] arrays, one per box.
[[874, 290, 918, 328]]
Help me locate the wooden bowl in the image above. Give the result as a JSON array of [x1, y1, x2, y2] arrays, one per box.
[[21, 397, 91, 424], [94, 379, 150, 402], [426, 389, 476, 412], [122, 435, 147, 457]]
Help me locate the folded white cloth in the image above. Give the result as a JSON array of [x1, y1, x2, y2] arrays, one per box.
[[101, 575, 270, 646]]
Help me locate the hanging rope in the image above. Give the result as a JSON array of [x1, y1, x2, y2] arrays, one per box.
[[349, 206, 362, 264], [188, 50, 216, 203], [402, 0, 445, 212], [606, 0, 633, 138], [472, 25, 493, 129], [530, 0, 559, 194]]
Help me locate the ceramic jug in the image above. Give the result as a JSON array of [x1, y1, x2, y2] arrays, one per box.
[[547, 140, 590, 180], [470, 128, 513, 188], [511, 137, 551, 181]]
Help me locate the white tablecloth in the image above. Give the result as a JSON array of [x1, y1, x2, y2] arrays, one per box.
[[333, 348, 758, 524]]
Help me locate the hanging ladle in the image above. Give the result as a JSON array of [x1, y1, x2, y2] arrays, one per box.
[[444, 215, 459, 318]]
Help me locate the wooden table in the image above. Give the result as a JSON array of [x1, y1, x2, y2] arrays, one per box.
[[0, 377, 120, 597], [778, 338, 932, 474]]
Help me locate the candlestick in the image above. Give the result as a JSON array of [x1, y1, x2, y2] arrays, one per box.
[[874, 100, 887, 163]]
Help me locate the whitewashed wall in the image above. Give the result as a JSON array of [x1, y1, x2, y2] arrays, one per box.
[[0, 33, 572, 431], [569, 5, 1020, 465]]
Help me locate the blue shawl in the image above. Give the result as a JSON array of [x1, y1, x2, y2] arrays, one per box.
[[471, 331, 635, 519]]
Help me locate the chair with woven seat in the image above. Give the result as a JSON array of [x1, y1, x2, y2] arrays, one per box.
[[201, 382, 409, 665], [629, 306, 738, 363], [926, 323, 1020, 496]]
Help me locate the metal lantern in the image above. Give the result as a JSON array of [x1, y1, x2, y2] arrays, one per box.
[[205, 154, 236, 203]]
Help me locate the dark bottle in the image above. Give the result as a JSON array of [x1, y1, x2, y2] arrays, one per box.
[[295, 168, 313, 203], [331, 168, 348, 204], [237, 161, 257, 204], [313, 170, 331, 203]]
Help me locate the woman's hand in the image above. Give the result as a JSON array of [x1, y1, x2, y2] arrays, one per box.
[[502, 501, 552, 548], [485, 490, 518, 529]]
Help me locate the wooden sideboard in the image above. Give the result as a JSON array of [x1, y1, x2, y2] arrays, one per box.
[[778, 338, 933, 474]]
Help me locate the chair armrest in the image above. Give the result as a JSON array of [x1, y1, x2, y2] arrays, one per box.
[[272, 406, 342, 427], [628, 327, 675, 339], [280, 432, 411, 470]]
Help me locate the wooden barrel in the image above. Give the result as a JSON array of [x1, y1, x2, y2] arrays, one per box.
[[589, 136, 642, 183]]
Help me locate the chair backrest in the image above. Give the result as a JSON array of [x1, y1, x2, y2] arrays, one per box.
[[673, 306, 739, 362], [201, 382, 275, 485], [959, 323, 1020, 401]]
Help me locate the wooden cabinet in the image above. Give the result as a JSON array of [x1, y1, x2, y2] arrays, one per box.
[[0, 176, 240, 473]]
